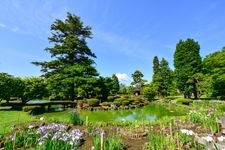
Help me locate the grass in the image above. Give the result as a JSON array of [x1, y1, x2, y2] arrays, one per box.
[[37, 109, 71, 123], [0, 110, 35, 135], [92, 134, 123, 150]]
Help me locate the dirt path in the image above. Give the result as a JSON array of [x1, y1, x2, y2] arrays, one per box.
[[80, 136, 147, 150]]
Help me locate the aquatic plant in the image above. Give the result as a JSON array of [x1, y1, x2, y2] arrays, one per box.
[[70, 109, 84, 125], [92, 131, 123, 150]]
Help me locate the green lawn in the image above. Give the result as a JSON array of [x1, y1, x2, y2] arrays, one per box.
[[37, 109, 71, 123], [0, 110, 35, 135]]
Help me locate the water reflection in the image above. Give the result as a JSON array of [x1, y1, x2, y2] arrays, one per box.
[[80, 103, 185, 122]]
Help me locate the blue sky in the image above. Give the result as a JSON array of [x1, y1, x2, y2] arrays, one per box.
[[0, 0, 225, 84]]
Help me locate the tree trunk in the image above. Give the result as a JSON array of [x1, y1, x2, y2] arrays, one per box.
[[70, 83, 75, 101], [85, 91, 89, 99], [193, 82, 198, 99]]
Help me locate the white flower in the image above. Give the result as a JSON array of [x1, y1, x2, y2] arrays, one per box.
[[40, 117, 45, 121], [202, 135, 214, 142], [218, 136, 225, 142], [69, 141, 73, 145], [180, 129, 188, 134], [180, 129, 195, 136], [28, 125, 34, 129]]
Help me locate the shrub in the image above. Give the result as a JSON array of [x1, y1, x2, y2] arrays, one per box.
[[217, 96, 225, 100], [114, 97, 132, 106], [70, 109, 84, 125], [23, 106, 45, 115], [114, 97, 126, 102], [142, 86, 157, 101], [122, 100, 130, 106], [100, 102, 111, 107], [113, 101, 122, 107], [86, 98, 100, 107], [107, 96, 115, 102], [176, 98, 193, 105]]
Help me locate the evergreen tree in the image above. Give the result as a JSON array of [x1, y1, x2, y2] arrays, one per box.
[[159, 58, 173, 97], [174, 38, 202, 99], [131, 70, 146, 88], [152, 57, 174, 97], [152, 56, 160, 82], [33, 13, 98, 100], [111, 74, 120, 94], [152, 56, 162, 97]]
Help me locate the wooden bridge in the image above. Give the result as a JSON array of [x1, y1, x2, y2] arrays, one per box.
[[0, 100, 77, 110]]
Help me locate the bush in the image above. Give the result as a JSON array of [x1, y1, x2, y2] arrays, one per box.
[[86, 98, 100, 107], [176, 98, 193, 105], [217, 96, 225, 100], [114, 97, 131, 106], [70, 109, 84, 125], [107, 96, 115, 102], [121, 100, 130, 106], [23, 106, 45, 115], [142, 86, 157, 101], [113, 101, 122, 107], [100, 102, 111, 107]]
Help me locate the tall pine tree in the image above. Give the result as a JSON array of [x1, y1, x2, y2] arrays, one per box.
[[152, 56, 161, 97], [159, 58, 173, 97], [33, 13, 98, 100], [174, 38, 202, 99]]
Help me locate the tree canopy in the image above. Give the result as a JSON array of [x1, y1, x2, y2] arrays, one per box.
[[174, 38, 202, 98], [33, 13, 98, 100], [202, 47, 225, 98]]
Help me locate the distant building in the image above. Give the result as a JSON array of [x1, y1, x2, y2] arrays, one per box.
[[133, 88, 141, 96]]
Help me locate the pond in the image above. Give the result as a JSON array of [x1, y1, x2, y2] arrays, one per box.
[[79, 103, 185, 122]]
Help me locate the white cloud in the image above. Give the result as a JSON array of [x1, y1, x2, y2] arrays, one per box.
[[0, 23, 6, 28], [115, 73, 130, 81], [11, 26, 19, 32]]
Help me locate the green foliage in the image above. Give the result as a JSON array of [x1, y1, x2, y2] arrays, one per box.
[[70, 109, 84, 125], [147, 132, 175, 150], [119, 84, 128, 94], [0, 73, 25, 101], [113, 101, 122, 107], [152, 57, 175, 97], [174, 38, 202, 99], [22, 77, 49, 101], [131, 70, 147, 88], [142, 84, 157, 101], [38, 139, 75, 150], [4, 131, 39, 150], [32, 13, 98, 100], [111, 74, 120, 95], [107, 96, 115, 102], [86, 98, 100, 107], [202, 48, 225, 97], [92, 134, 123, 150], [176, 98, 193, 105], [23, 106, 46, 115], [95, 77, 113, 100], [188, 109, 219, 133]]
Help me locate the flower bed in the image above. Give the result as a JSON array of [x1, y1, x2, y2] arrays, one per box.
[[3, 123, 83, 150]]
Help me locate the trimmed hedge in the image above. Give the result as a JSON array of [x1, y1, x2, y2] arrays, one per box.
[[86, 98, 100, 107], [23, 106, 45, 115], [176, 98, 193, 105]]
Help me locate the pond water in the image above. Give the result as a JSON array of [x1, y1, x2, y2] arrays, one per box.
[[79, 103, 185, 122]]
